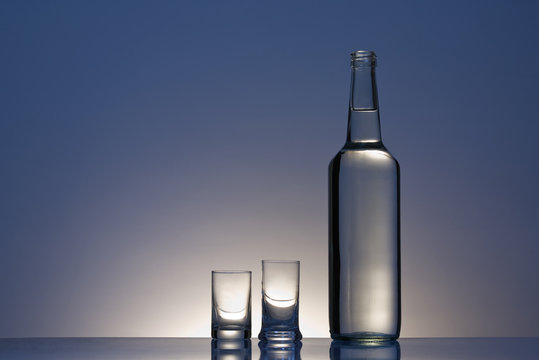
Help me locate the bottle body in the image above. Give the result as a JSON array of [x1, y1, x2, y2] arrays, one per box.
[[329, 144, 400, 340], [329, 51, 400, 341]]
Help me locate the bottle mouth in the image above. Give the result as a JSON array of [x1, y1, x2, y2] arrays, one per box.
[[351, 50, 376, 67]]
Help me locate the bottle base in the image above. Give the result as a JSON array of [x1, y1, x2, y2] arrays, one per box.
[[330, 331, 398, 343]]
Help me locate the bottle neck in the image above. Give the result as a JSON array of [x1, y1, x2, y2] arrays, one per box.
[[346, 53, 382, 145]]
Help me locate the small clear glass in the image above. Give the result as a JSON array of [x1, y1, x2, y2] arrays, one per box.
[[212, 270, 252, 339], [258, 260, 302, 342]]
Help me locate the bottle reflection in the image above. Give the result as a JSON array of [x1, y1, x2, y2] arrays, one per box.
[[212, 339, 252, 360], [330, 340, 400, 360], [258, 340, 302, 360]]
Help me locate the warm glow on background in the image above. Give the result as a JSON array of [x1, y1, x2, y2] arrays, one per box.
[[1, 1, 538, 338]]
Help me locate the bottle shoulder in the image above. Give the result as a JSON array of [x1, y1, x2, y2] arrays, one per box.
[[330, 143, 399, 171], [331, 143, 398, 161]]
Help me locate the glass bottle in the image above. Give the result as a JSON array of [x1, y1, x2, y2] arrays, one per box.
[[329, 50, 400, 341]]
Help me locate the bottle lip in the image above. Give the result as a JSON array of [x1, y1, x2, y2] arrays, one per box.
[[351, 50, 377, 67], [351, 50, 376, 59]]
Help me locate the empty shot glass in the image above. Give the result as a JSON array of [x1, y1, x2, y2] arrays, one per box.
[[258, 260, 302, 342], [212, 270, 252, 339]]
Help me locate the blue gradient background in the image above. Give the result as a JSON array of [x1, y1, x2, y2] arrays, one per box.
[[1, 1, 538, 338]]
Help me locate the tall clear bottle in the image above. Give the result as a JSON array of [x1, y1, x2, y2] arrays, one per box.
[[329, 51, 400, 341]]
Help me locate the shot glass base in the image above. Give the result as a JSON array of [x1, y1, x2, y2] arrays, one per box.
[[258, 327, 302, 343], [212, 328, 251, 340]]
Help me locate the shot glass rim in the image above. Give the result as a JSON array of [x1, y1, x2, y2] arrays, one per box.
[[261, 260, 300, 264], [212, 270, 252, 274]]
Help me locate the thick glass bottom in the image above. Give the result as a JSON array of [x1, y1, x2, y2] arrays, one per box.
[[212, 328, 251, 340], [331, 331, 398, 343], [258, 327, 302, 343]]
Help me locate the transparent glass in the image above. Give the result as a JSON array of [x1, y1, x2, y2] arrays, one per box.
[[212, 271, 252, 339], [211, 339, 252, 360], [258, 260, 302, 342], [328, 50, 401, 341], [330, 340, 400, 360]]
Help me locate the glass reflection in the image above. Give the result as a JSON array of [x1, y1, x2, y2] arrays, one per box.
[[212, 339, 252, 360], [259, 340, 302, 360], [330, 340, 400, 360]]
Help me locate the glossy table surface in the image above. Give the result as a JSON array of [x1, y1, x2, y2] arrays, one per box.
[[1, 337, 538, 359]]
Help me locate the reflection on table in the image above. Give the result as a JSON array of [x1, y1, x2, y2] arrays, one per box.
[[212, 339, 252, 360], [211, 339, 401, 360], [1, 337, 539, 359], [258, 340, 302, 360], [330, 340, 400, 360]]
